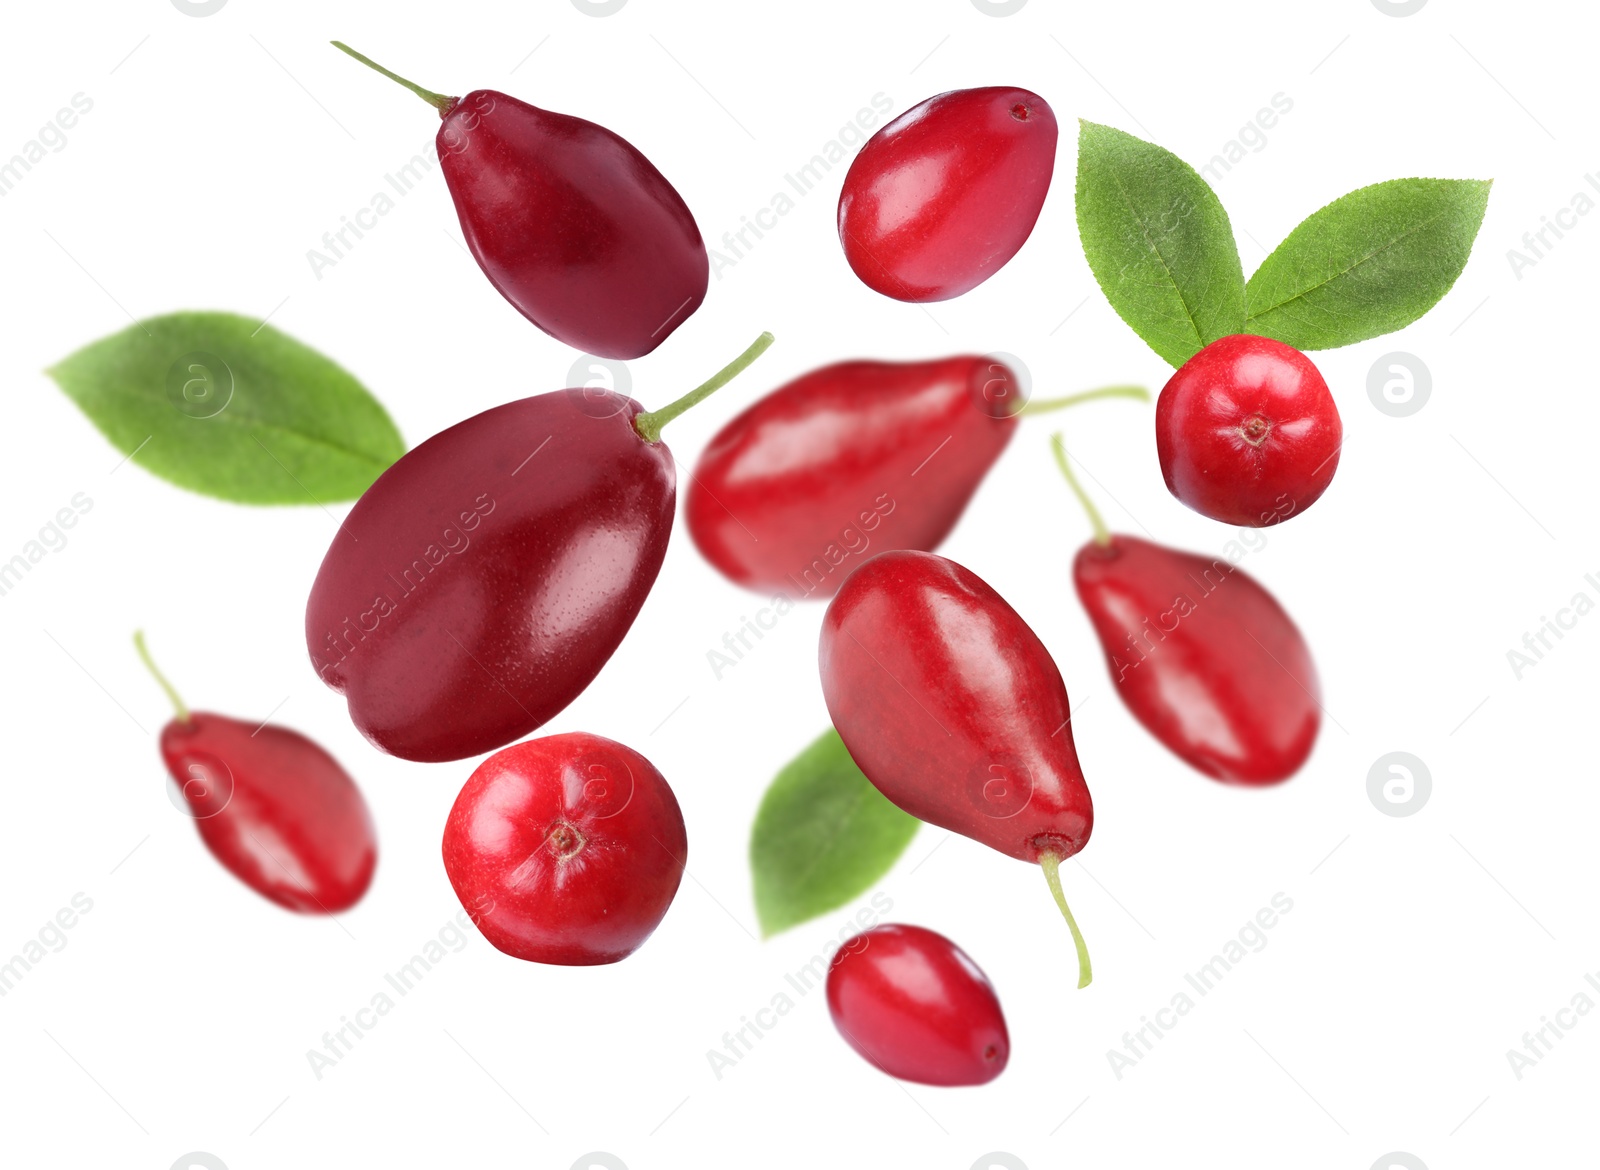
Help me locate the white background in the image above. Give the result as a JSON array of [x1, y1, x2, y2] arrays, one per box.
[[0, 1, 1590, 1167]]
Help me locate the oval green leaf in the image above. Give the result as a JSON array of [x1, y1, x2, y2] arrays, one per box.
[[47, 311, 405, 504], [1245, 178, 1492, 350], [750, 728, 918, 938], [1075, 120, 1246, 368]]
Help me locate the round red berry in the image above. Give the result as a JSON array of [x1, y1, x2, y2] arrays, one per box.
[[1156, 334, 1342, 527]]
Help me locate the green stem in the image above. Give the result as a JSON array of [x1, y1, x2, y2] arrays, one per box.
[[1022, 384, 1149, 415], [633, 332, 775, 443], [1049, 433, 1111, 547], [1039, 850, 1092, 989], [133, 631, 189, 723], [330, 41, 454, 112]]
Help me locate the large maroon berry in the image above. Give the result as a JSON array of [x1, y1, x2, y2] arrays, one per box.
[[305, 336, 772, 763], [305, 392, 673, 762], [334, 43, 708, 358]]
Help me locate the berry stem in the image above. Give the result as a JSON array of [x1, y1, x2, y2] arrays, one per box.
[[1049, 433, 1111, 547], [633, 332, 775, 443], [133, 630, 189, 723], [1039, 850, 1092, 989], [330, 41, 455, 113], [1021, 384, 1149, 415]]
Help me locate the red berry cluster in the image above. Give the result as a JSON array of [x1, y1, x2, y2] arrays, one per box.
[[133, 54, 1482, 1090]]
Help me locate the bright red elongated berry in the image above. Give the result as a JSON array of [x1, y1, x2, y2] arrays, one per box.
[[687, 359, 1146, 600], [441, 733, 686, 966], [820, 550, 1094, 986], [827, 924, 1009, 1086], [838, 87, 1057, 302], [1051, 435, 1321, 784], [305, 335, 772, 763], [333, 43, 708, 359], [686, 356, 1018, 599], [138, 633, 376, 913], [1156, 334, 1342, 527]]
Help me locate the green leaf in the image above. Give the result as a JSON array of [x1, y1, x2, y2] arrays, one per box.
[[1245, 178, 1492, 350], [1075, 120, 1246, 368], [48, 311, 405, 504], [750, 729, 918, 938]]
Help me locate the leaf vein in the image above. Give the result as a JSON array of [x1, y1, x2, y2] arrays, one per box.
[[1247, 205, 1455, 323]]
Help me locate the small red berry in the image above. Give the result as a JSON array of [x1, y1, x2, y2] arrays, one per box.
[[827, 924, 1010, 1086], [1156, 334, 1342, 527], [441, 733, 687, 966], [838, 87, 1057, 302], [137, 633, 376, 914]]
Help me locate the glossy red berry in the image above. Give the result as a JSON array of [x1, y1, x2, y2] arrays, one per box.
[[334, 43, 707, 359], [838, 87, 1057, 302], [827, 924, 1009, 1086], [306, 335, 771, 762], [686, 356, 1020, 599], [1156, 334, 1342, 527], [441, 732, 686, 966], [820, 550, 1094, 985], [1052, 438, 1321, 784], [138, 634, 376, 913], [1076, 538, 1321, 783]]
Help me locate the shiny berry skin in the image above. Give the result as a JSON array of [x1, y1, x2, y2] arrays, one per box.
[[159, 713, 377, 913], [826, 924, 1009, 1086], [306, 391, 673, 763], [1156, 334, 1342, 527], [821, 551, 1092, 864], [439, 90, 709, 358], [332, 45, 707, 358], [1073, 535, 1321, 784], [838, 87, 1057, 302], [441, 733, 687, 966], [686, 356, 1019, 599]]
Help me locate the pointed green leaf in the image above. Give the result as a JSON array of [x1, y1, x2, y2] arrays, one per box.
[[750, 729, 918, 938], [1075, 120, 1246, 367], [1245, 178, 1492, 350], [48, 311, 405, 504]]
